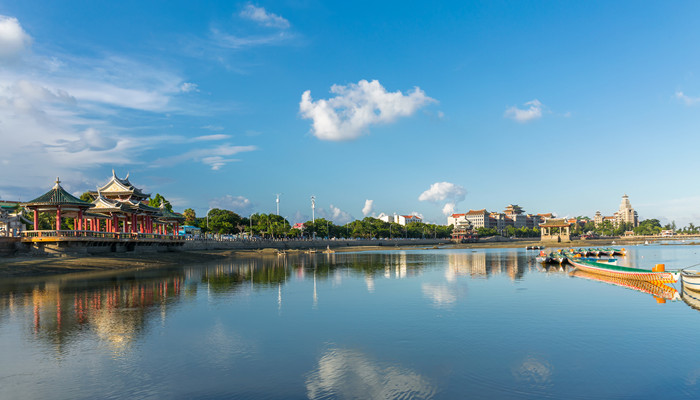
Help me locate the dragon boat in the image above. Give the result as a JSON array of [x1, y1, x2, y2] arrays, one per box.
[[568, 258, 678, 283]]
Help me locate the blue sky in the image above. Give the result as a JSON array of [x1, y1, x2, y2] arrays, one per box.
[[1, 1, 700, 225]]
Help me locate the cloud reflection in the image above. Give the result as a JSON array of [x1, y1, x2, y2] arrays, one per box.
[[306, 348, 435, 399], [512, 355, 553, 387]]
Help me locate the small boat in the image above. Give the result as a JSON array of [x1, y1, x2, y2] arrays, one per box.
[[681, 270, 700, 292], [568, 258, 678, 283], [526, 245, 544, 250], [323, 245, 335, 254]]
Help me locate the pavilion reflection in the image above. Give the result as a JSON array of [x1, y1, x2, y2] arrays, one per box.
[[0, 269, 188, 355]]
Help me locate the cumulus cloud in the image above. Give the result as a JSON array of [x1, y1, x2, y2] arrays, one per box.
[[676, 91, 700, 106], [362, 199, 374, 216], [329, 204, 353, 224], [0, 15, 32, 61], [239, 4, 290, 29], [209, 195, 254, 214], [299, 79, 435, 141], [419, 181, 467, 216], [504, 99, 544, 123]]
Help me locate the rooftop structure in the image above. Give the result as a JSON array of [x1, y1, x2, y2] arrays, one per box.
[[594, 195, 639, 228]]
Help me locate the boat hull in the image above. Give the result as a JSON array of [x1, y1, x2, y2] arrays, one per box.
[[569, 259, 678, 283], [681, 271, 700, 292]]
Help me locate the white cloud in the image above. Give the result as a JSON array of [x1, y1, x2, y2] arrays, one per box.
[[210, 28, 290, 50], [676, 91, 700, 106], [192, 134, 230, 141], [239, 4, 290, 29], [152, 144, 257, 170], [329, 204, 353, 224], [362, 199, 374, 216], [299, 79, 435, 141], [419, 182, 467, 216], [0, 15, 32, 61], [418, 182, 466, 202], [442, 203, 456, 215], [504, 99, 544, 123], [209, 195, 253, 214], [201, 125, 224, 131], [180, 82, 199, 93], [410, 211, 424, 219]]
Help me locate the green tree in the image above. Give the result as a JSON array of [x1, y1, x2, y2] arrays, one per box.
[[207, 208, 243, 234], [183, 208, 196, 225], [80, 191, 94, 202], [149, 193, 172, 211]]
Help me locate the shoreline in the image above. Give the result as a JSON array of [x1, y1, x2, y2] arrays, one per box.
[[0, 237, 691, 279]]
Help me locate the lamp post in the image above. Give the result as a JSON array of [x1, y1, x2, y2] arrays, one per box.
[[275, 193, 282, 216]]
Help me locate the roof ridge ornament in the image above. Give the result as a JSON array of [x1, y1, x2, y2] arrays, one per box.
[[53, 177, 61, 188]]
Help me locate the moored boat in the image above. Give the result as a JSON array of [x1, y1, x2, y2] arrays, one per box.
[[681, 270, 700, 292], [568, 258, 678, 283]]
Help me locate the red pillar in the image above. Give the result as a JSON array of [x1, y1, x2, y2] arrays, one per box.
[[56, 206, 61, 231], [33, 209, 38, 230], [77, 210, 83, 231]]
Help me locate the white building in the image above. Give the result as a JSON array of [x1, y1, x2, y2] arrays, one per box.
[[380, 213, 422, 226]]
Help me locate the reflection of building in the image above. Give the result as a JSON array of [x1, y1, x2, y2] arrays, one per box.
[[3, 274, 185, 353]]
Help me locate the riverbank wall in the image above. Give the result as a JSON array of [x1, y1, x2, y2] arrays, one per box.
[[0, 237, 451, 257]]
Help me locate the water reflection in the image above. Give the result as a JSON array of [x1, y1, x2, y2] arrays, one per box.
[[569, 269, 679, 302], [3, 248, 700, 398], [447, 251, 527, 280], [0, 270, 186, 356], [306, 347, 436, 400]]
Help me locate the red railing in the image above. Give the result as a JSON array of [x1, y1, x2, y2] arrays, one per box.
[[21, 230, 183, 240]]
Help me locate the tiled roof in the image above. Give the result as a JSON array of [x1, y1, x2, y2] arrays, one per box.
[[25, 179, 94, 208], [466, 209, 487, 215]]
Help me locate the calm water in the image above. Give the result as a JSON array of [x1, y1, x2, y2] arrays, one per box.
[[2, 245, 700, 399]]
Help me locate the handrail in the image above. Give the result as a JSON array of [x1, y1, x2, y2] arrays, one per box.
[[21, 230, 184, 240]]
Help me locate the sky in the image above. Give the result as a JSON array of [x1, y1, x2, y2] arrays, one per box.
[[1, 1, 700, 226]]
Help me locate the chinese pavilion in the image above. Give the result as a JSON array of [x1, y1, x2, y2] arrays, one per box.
[[24, 172, 184, 237]]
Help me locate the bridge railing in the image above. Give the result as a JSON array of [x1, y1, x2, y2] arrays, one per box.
[[21, 230, 184, 241]]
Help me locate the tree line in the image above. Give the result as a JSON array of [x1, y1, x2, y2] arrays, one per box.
[[183, 208, 453, 239]]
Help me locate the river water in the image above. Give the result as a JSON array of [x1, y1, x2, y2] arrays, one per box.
[[2, 244, 700, 399]]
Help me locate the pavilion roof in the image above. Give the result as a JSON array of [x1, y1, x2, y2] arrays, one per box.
[[539, 218, 572, 228], [156, 204, 185, 222], [90, 195, 134, 214], [92, 170, 150, 199], [24, 178, 94, 209], [123, 199, 162, 214]]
